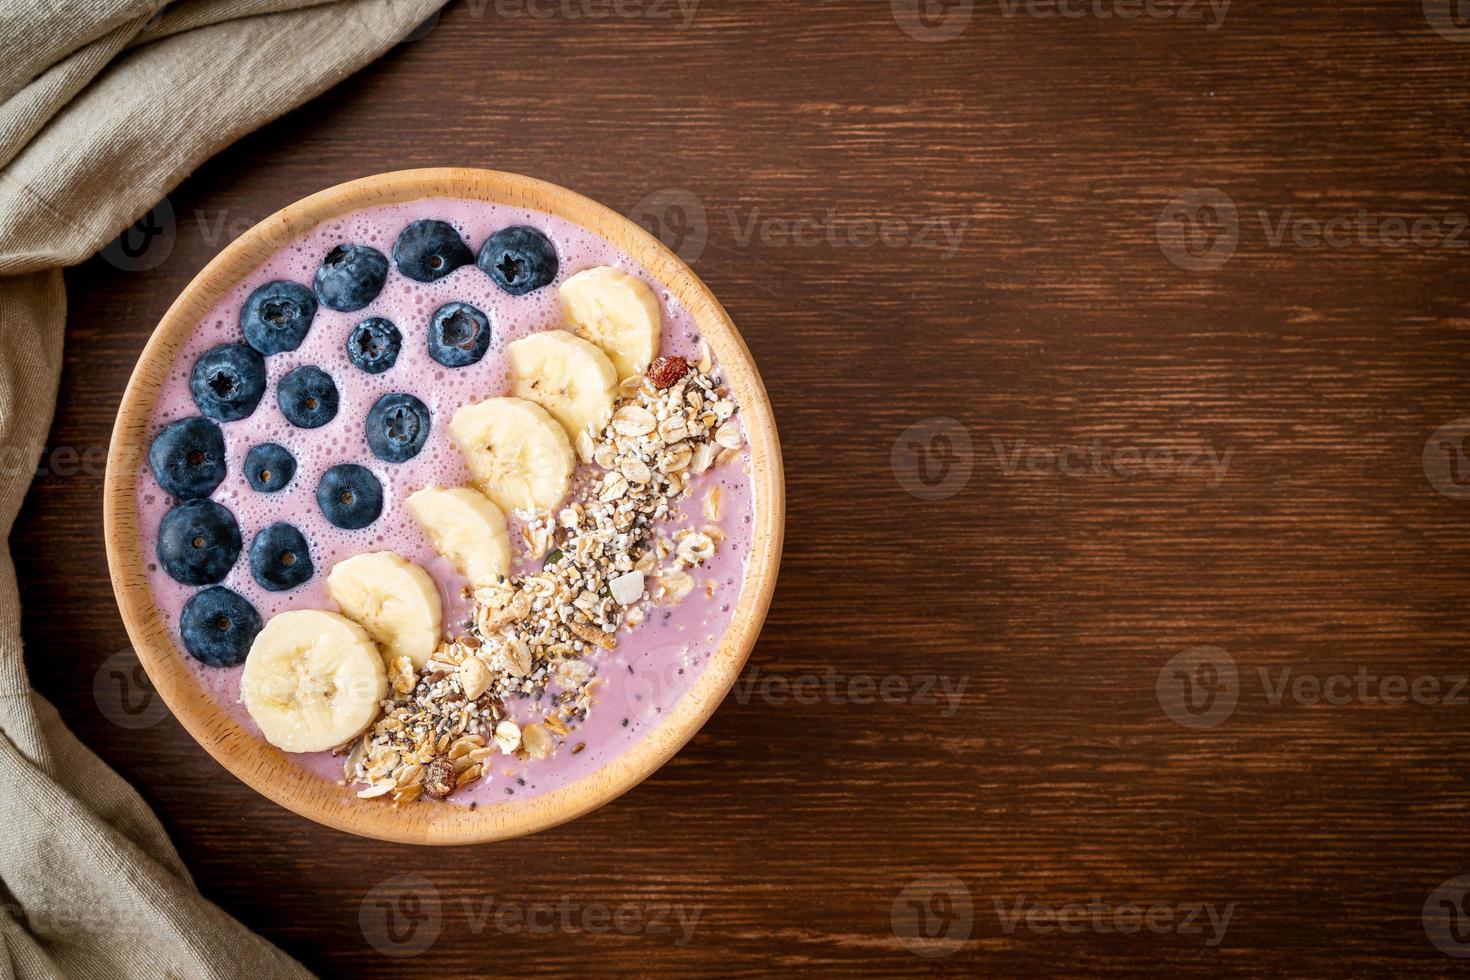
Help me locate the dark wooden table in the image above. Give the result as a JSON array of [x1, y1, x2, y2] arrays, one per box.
[[19, 0, 1470, 973]]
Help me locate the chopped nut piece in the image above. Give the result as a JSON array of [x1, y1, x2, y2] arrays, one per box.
[[521, 520, 553, 560], [494, 719, 522, 755], [389, 655, 417, 695], [459, 656, 491, 701], [478, 592, 530, 634]]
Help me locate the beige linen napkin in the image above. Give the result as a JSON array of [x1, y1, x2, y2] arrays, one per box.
[[0, 0, 442, 975]]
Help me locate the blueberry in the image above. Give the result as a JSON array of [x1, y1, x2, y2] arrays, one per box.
[[179, 587, 261, 667], [148, 416, 226, 500], [189, 343, 266, 422], [392, 219, 472, 283], [244, 443, 296, 493], [427, 302, 491, 368], [346, 317, 402, 375], [314, 243, 389, 312], [249, 522, 314, 591], [366, 393, 431, 463], [158, 498, 241, 585], [277, 365, 339, 428], [316, 464, 383, 529], [240, 280, 317, 355], [478, 225, 558, 296]]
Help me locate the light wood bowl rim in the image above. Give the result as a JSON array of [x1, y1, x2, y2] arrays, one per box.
[[102, 168, 784, 845]]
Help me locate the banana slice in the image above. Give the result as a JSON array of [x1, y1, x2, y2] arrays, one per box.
[[240, 610, 388, 753], [447, 396, 574, 513], [326, 552, 442, 669], [559, 266, 662, 381], [407, 486, 512, 589], [508, 330, 618, 440]]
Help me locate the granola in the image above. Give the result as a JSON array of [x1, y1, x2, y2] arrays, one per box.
[[348, 356, 742, 802]]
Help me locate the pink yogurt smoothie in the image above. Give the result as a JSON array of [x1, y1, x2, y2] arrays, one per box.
[[135, 197, 753, 805]]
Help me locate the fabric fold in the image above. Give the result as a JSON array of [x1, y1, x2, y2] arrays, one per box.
[[0, 0, 445, 975], [0, 0, 157, 104]]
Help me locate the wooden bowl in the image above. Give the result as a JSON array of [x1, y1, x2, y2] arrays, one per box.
[[103, 168, 784, 844]]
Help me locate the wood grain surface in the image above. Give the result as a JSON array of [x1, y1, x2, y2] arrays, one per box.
[[17, 0, 1470, 973]]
